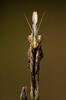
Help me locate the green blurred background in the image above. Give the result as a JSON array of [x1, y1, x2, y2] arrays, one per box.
[[0, 0, 66, 100]]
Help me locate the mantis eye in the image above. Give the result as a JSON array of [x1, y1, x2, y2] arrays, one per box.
[[28, 35, 32, 41], [38, 35, 42, 41]]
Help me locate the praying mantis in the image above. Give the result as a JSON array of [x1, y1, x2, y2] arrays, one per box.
[[20, 11, 45, 100]]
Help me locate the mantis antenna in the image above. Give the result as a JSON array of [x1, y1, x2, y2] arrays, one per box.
[[37, 12, 46, 32], [24, 14, 32, 32]]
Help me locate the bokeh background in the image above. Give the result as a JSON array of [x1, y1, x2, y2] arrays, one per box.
[[0, 0, 66, 100]]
